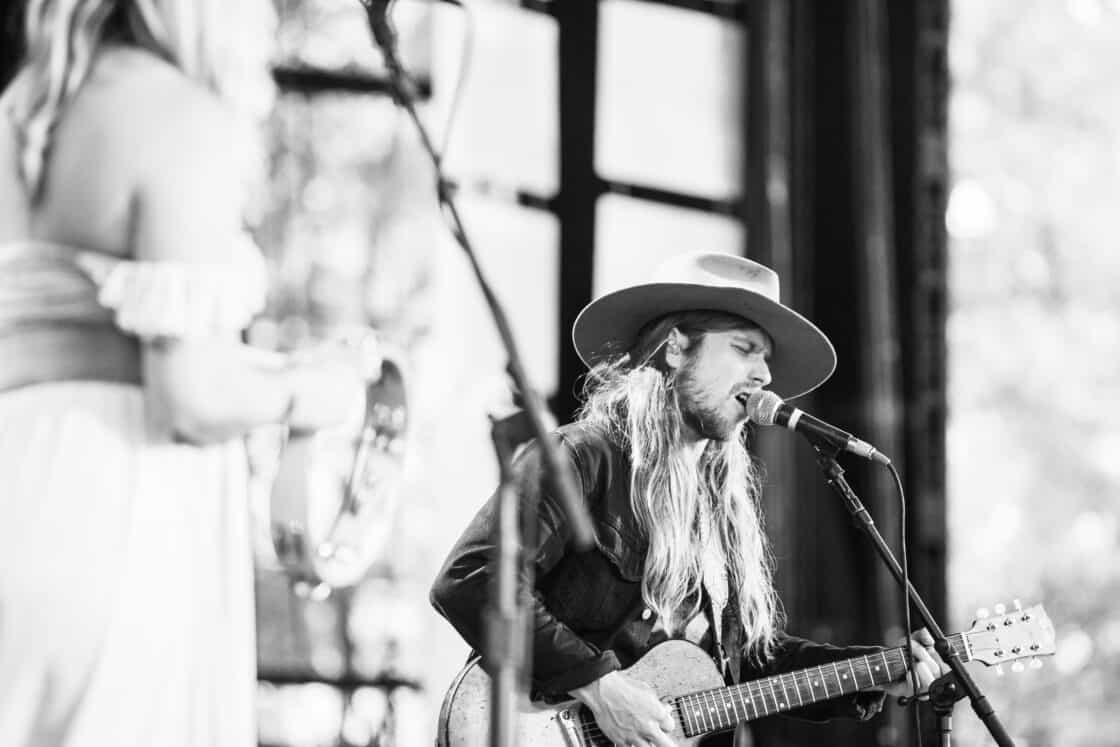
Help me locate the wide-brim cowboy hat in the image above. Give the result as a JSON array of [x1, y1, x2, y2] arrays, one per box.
[[572, 251, 836, 399]]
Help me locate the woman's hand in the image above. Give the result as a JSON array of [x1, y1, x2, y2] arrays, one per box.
[[293, 328, 383, 382], [570, 671, 677, 747], [285, 329, 383, 432]]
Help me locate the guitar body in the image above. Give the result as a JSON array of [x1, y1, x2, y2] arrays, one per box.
[[437, 640, 725, 747]]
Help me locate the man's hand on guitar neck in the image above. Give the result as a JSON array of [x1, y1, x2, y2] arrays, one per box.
[[881, 628, 952, 700], [571, 670, 677, 747]]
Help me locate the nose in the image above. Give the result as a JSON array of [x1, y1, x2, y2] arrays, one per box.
[[747, 356, 772, 389]]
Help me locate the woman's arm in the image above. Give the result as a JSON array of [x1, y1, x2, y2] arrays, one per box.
[[125, 75, 363, 443]]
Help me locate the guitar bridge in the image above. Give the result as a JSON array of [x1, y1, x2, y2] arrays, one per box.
[[554, 706, 590, 745]]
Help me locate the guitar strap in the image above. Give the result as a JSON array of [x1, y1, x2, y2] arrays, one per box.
[[720, 594, 741, 684]]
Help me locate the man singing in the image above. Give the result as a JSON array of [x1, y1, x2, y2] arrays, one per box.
[[431, 252, 946, 746]]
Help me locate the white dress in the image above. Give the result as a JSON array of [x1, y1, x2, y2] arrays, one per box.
[[0, 240, 267, 747]]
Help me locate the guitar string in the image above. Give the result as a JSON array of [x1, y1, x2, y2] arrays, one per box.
[[575, 701, 689, 744], [573, 652, 907, 744], [572, 633, 973, 743]]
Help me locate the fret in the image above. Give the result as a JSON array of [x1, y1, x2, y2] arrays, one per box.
[[732, 684, 746, 723], [694, 694, 712, 734], [831, 660, 846, 694], [721, 690, 736, 729], [790, 670, 806, 707], [765, 676, 780, 715], [705, 689, 720, 731], [803, 668, 820, 704], [859, 655, 875, 688], [685, 693, 706, 735], [777, 673, 791, 711], [847, 657, 860, 689], [888, 647, 906, 682], [733, 684, 753, 722], [874, 650, 890, 686], [721, 689, 739, 725], [718, 691, 731, 731], [860, 656, 876, 689], [744, 681, 761, 720], [817, 664, 833, 698], [715, 689, 730, 730], [677, 695, 697, 737]]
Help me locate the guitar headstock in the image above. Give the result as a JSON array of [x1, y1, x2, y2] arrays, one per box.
[[963, 601, 1055, 672]]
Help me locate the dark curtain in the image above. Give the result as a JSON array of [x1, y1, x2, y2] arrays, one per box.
[[1, 3, 24, 90], [744, 0, 949, 745]]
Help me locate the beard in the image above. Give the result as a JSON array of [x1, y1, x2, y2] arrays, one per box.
[[675, 360, 740, 441]]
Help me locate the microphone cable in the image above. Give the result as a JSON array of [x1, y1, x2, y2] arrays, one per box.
[[434, 0, 474, 161], [888, 460, 925, 747]]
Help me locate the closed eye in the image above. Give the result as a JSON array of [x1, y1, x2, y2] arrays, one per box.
[[735, 344, 772, 362]]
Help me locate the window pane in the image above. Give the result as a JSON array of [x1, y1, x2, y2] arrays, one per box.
[[275, 0, 433, 76], [430, 3, 558, 196], [594, 194, 745, 297], [597, 0, 745, 200], [456, 197, 560, 395]]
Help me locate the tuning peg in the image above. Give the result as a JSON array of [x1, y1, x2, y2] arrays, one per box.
[[1011, 661, 1025, 673], [994, 603, 1007, 616], [976, 607, 990, 619], [994, 664, 1005, 677], [1029, 658, 1044, 670], [1013, 599, 1023, 612]]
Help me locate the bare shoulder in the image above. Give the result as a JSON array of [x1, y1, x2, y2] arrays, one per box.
[[85, 47, 239, 166], [75, 48, 251, 262]]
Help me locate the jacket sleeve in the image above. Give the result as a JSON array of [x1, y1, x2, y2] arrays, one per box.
[[741, 632, 887, 722], [429, 433, 621, 696]]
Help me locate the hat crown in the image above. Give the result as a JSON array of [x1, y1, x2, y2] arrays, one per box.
[[652, 252, 781, 303]]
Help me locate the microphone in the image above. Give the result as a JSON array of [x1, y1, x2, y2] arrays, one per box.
[[746, 390, 891, 465]]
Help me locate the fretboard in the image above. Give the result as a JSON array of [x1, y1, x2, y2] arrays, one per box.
[[673, 632, 970, 738]]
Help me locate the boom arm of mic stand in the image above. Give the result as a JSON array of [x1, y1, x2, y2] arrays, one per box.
[[812, 447, 1016, 747], [374, 29, 594, 551]]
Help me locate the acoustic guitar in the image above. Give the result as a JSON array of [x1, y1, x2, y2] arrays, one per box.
[[437, 602, 1055, 746]]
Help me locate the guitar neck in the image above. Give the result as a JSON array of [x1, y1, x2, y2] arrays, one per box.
[[672, 633, 970, 738]]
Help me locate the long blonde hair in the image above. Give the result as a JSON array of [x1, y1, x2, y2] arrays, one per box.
[[578, 311, 781, 663], [5, 0, 276, 199]]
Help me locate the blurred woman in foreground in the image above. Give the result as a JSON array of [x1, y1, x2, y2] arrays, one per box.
[[0, 2, 362, 744]]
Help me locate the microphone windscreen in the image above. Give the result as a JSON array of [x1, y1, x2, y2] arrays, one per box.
[[746, 390, 783, 426]]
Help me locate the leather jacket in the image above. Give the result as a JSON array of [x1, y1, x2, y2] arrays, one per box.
[[430, 422, 884, 722]]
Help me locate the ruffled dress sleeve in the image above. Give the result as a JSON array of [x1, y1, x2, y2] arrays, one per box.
[[73, 234, 268, 340]]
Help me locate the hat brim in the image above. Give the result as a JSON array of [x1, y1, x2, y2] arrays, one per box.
[[572, 283, 837, 400]]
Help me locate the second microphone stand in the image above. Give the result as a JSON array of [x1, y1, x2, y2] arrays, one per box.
[[362, 11, 595, 747], [812, 444, 1015, 747]]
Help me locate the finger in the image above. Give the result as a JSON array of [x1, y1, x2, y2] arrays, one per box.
[[658, 703, 676, 731], [913, 628, 935, 647], [911, 645, 939, 679], [910, 638, 940, 671], [647, 729, 677, 747]]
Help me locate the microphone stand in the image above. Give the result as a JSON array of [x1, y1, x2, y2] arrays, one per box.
[[359, 8, 595, 747], [811, 443, 1015, 747]]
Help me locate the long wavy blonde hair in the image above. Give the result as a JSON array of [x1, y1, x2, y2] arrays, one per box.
[[4, 0, 276, 199], [578, 311, 781, 663]]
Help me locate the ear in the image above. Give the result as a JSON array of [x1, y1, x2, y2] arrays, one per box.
[[664, 328, 687, 371]]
